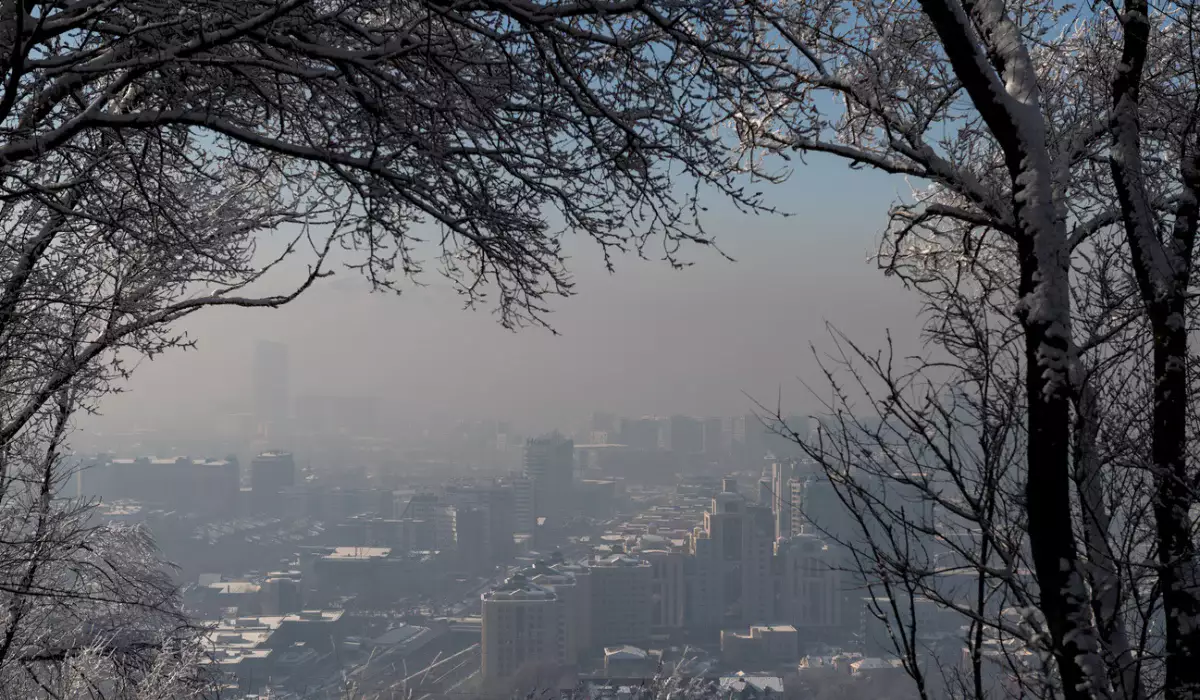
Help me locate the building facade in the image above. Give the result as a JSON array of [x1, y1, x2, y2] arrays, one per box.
[[481, 575, 565, 683]]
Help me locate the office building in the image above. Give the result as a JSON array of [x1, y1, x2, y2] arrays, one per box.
[[252, 340, 290, 440], [481, 575, 565, 683], [587, 553, 653, 648], [771, 460, 797, 541], [251, 451, 296, 515], [524, 434, 574, 526], [777, 535, 842, 630]]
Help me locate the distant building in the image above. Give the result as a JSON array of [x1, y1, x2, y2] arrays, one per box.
[[251, 452, 296, 515], [455, 506, 488, 572], [771, 460, 798, 540], [587, 553, 653, 648], [777, 535, 842, 631], [481, 574, 564, 683], [524, 434, 574, 526], [512, 476, 535, 535], [252, 340, 290, 440], [617, 418, 660, 452], [523, 560, 584, 666], [703, 418, 726, 455], [640, 548, 685, 630], [686, 478, 774, 627], [668, 416, 704, 455], [105, 456, 239, 515]]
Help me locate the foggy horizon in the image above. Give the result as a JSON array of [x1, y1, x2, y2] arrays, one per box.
[[81, 164, 922, 438]]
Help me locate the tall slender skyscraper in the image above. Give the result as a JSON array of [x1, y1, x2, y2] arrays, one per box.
[[252, 340, 290, 439]]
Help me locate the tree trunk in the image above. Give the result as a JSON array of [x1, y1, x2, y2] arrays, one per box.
[[1150, 307, 1200, 700], [1017, 237, 1096, 700]]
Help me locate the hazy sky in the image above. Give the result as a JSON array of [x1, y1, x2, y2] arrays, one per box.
[[85, 158, 924, 435]]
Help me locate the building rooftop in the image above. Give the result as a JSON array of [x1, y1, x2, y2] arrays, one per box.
[[590, 554, 650, 568], [483, 574, 558, 601], [325, 546, 391, 560], [206, 581, 261, 595], [604, 645, 649, 661], [718, 674, 784, 694]]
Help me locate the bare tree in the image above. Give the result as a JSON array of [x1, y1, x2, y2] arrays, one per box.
[[0, 1, 794, 696], [734, 1, 1200, 698]]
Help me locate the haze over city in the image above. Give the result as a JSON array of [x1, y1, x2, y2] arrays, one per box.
[[85, 166, 920, 437], [0, 2, 1194, 700]]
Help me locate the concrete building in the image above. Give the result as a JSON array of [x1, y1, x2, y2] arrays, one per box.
[[512, 475, 536, 535], [777, 534, 843, 631], [524, 434, 575, 526], [685, 478, 775, 627], [639, 548, 685, 631], [106, 456, 239, 514], [587, 553, 653, 648], [481, 575, 565, 683], [523, 561, 584, 666], [552, 560, 593, 658], [251, 451, 296, 514]]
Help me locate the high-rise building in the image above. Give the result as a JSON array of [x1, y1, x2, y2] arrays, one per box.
[[251, 451, 296, 514], [771, 460, 798, 541], [741, 503, 776, 624], [524, 434, 574, 526], [552, 560, 593, 658], [618, 418, 660, 451], [777, 535, 842, 630], [252, 340, 290, 440], [587, 552, 653, 648], [668, 415, 704, 455], [640, 548, 686, 630], [455, 507, 488, 572], [523, 561, 584, 666], [686, 478, 775, 627], [481, 575, 564, 683], [512, 476, 535, 535], [703, 418, 726, 454]]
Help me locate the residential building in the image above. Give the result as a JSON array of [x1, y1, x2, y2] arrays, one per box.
[[587, 552, 653, 648], [481, 575, 564, 683]]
